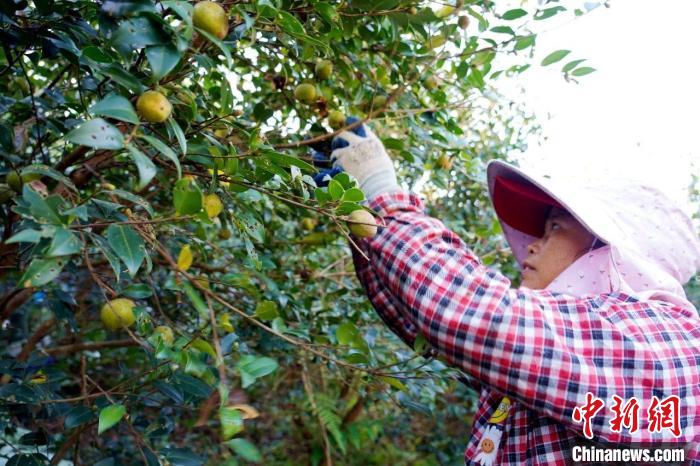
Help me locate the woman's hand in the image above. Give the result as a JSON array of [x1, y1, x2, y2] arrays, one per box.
[[312, 116, 400, 200]]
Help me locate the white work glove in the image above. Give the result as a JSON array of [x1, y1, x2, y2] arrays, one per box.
[[330, 117, 400, 200]]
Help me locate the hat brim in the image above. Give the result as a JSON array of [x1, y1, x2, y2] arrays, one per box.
[[487, 161, 563, 238]]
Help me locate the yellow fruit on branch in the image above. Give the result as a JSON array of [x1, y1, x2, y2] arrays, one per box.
[[300, 217, 318, 231], [347, 209, 378, 238], [177, 244, 194, 271], [294, 83, 317, 104], [100, 298, 136, 331], [437, 154, 453, 170], [153, 325, 175, 345], [193, 1, 229, 40], [137, 90, 172, 123], [204, 193, 223, 218], [327, 110, 346, 130], [315, 60, 333, 80]]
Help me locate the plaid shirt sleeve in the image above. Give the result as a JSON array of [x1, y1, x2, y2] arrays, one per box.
[[351, 189, 700, 444]]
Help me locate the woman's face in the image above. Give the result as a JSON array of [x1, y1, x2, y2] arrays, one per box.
[[520, 206, 596, 290]]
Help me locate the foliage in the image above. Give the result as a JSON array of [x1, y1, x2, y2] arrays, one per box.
[[0, 0, 622, 465]]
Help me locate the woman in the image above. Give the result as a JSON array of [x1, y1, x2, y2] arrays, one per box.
[[314, 119, 700, 465]]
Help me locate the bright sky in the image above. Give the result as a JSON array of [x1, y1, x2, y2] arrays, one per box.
[[505, 0, 700, 221]]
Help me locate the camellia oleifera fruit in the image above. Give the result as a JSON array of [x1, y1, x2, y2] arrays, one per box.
[[153, 325, 175, 345], [101, 298, 136, 331], [294, 83, 317, 104], [315, 60, 333, 80], [300, 217, 318, 231], [193, 1, 229, 40], [458, 15, 470, 30], [328, 110, 345, 130], [136, 91, 172, 123], [204, 193, 223, 218], [218, 228, 232, 240], [424, 75, 439, 90], [6, 170, 23, 193], [347, 209, 378, 238], [437, 154, 453, 170]]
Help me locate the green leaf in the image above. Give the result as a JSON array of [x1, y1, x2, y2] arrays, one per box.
[[167, 118, 187, 155], [22, 164, 78, 192], [327, 179, 344, 200], [98, 404, 126, 435], [262, 150, 315, 172], [122, 283, 153, 299], [173, 179, 202, 215], [315, 2, 339, 24], [89, 94, 139, 124], [139, 135, 181, 179], [81, 46, 113, 63], [219, 407, 243, 440], [534, 6, 566, 20], [254, 300, 279, 321], [191, 338, 216, 359], [162, 448, 204, 466], [91, 233, 122, 282], [195, 28, 232, 68], [65, 118, 124, 150], [571, 66, 596, 76], [541, 49, 571, 66], [106, 224, 146, 277], [126, 144, 157, 191], [514, 34, 536, 51], [146, 44, 182, 81], [502, 8, 527, 20], [378, 375, 408, 392], [227, 438, 262, 462], [341, 188, 364, 203], [5, 229, 41, 244], [172, 372, 212, 398], [336, 322, 359, 346], [276, 11, 305, 35], [23, 185, 64, 224], [47, 228, 83, 257], [64, 405, 94, 429], [490, 26, 514, 35], [6, 454, 49, 466], [562, 58, 587, 73], [182, 282, 208, 318], [237, 355, 278, 388], [19, 257, 66, 288]]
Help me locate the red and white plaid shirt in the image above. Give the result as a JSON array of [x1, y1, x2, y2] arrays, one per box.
[[350, 191, 700, 465]]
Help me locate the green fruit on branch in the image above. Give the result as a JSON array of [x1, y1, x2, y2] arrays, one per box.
[[315, 60, 333, 80], [6, 170, 23, 193], [101, 298, 136, 331], [408, 6, 418, 15], [300, 217, 318, 231], [218, 228, 232, 240], [458, 15, 470, 30], [294, 83, 317, 104], [328, 110, 346, 130], [153, 325, 175, 345], [436, 154, 453, 170], [347, 209, 378, 238], [0, 184, 15, 203], [137, 91, 172, 123], [193, 1, 229, 40], [424, 75, 440, 90]]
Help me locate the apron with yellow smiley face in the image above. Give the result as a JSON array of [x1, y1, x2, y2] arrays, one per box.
[[474, 396, 511, 466]]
